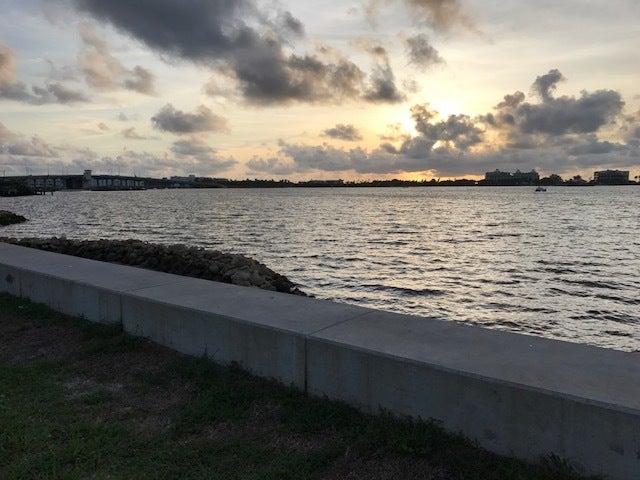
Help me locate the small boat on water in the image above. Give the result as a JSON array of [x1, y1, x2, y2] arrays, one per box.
[[535, 186, 547, 192]]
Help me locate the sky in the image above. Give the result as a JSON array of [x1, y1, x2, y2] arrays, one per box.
[[1, 0, 639, 181]]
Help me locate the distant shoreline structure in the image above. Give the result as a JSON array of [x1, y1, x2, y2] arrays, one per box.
[[0, 168, 637, 196]]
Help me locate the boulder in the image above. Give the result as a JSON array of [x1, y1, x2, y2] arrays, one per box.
[[0, 210, 27, 226]]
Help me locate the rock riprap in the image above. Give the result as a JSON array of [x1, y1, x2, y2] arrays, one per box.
[[0, 211, 27, 226], [1, 237, 305, 295]]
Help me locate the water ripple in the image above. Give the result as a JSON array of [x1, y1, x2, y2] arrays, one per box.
[[2, 185, 639, 351]]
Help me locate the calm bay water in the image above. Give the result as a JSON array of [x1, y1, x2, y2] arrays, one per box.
[[2, 186, 639, 351]]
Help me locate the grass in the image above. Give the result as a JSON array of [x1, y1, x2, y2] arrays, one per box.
[[0, 292, 601, 480]]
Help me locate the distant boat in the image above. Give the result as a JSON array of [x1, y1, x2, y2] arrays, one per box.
[[535, 186, 547, 192]]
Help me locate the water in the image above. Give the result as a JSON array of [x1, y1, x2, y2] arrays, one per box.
[[2, 186, 639, 351]]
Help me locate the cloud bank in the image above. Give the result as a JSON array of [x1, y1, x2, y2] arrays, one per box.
[[247, 70, 639, 178]]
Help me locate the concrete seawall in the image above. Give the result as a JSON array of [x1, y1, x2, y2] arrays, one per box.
[[1, 242, 638, 480]]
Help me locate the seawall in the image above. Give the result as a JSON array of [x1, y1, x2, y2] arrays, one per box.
[[1, 242, 638, 479]]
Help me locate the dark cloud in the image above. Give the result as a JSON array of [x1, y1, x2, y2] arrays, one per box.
[[72, 1, 401, 105], [363, 65, 405, 103], [230, 45, 372, 105], [353, 39, 406, 103], [73, 0, 256, 62], [491, 74, 624, 137], [520, 90, 623, 135], [323, 124, 363, 141], [1, 43, 88, 104], [32, 83, 90, 103], [78, 23, 157, 95], [151, 104, 229, 135], [411, 104, 484, 150], [620, 110, 640, 147], [404, 34, 444, 67], [531, 68, 564, 102], [566, 135, 619, 156]]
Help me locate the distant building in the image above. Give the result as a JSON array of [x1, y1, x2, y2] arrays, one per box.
[[512, 169, 540, 184], [593, 170, 629, 185], [484, 169, 539, 185], [484, 170, 512, 184], [170, 175, 197, 183]]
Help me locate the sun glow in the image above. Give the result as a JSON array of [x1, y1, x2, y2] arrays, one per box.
[[429, 98, 464, 119]]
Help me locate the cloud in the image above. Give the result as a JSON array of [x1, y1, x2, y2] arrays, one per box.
[[169, 137, 237, 173], [151, 104, 229, 135], [117, 112, 139, 121], [0, 44, 32, 102], [531, 68, 564, 102], [366, 0, 476, 32], [356, 41, 406, 103], [0, 122, 59, 159], [124, 65, 156, 95], [1, 43, 88, 104], [404, 0, 476, 32], [322, 124, 363, 141], [0, 122, 19, 143], [246, 156, 297, 176], [489, 72, 624, 138], [121, 127, 152, 140], [411, 104, 484, 150], [621, 110, 640, 146], [32, 83, 90, 103], [404, 34, 444, 67], [72, 0, 403, 105], [78, 23, 157, 95]]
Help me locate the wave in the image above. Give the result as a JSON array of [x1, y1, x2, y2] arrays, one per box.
[[560, 278, 627, 290], [361, 283, 445, 297]]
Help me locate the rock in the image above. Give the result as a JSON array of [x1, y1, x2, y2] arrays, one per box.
[[0, 236, 306, 296], [0, 210, 27, 226]]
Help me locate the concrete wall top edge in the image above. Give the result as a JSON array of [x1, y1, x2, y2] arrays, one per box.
[[122, 279, 375, 336], [309, 310, 640, 412], [0, 242, 205, 293]]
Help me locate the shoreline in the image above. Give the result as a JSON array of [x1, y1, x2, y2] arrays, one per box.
[[0, 237, 305, 296]]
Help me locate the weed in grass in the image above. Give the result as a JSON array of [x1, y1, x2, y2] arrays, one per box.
[[82, 325, 143, 355], [80, 321, 124, 340], [279, 394, 361, 435], [78, 389, 115, 406], [0, 293, 69, 324]]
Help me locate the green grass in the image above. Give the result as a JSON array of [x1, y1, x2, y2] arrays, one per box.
[[0, 293, 601, 480]]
